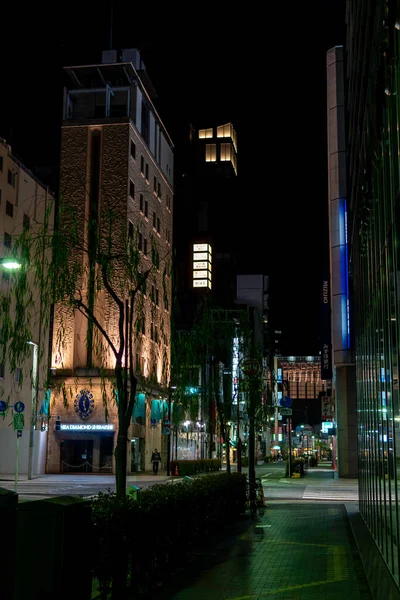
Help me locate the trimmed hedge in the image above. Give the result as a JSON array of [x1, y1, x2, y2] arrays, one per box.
[[91, 472, 246, 598], [170, 458, 221, 476]]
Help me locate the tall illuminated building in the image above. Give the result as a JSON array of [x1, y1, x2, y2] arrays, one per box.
[[174, 121, 238, 326], [47, 49, 174, 474]]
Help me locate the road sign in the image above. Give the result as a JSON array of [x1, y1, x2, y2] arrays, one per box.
[[280, 396, 292, 408], [0, 400, 7, 414], [14, 401, 25, 413], [13, 413, 24, 430], [241, 358, 261, 378], [280, 408, 292, 416]]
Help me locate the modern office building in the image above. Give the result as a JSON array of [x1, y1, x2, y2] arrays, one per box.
[[0, 138, 54, 476], [326, 45, 358, 478], [47, 49, 174, 474], [334, 0, 400, 590]]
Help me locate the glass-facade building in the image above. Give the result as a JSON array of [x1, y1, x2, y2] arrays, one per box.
[[346, 0, 400, 586]]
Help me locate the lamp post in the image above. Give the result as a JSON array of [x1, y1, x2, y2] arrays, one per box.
[[0, 258, 22, 491], [27, 341, 39, 480], [166, 385, 176, 476]]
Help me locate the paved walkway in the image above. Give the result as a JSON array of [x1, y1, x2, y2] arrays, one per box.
[[158, 503, 371, 600]]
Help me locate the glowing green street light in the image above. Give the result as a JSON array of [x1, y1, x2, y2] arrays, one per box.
[[0, 258, 21, 270]]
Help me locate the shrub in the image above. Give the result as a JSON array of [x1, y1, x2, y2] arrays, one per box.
[[91, 472, 246, 598], [170, 458, 221, 476]]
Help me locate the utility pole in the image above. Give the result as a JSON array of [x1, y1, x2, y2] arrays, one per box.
[[287, 417, 292, 477]]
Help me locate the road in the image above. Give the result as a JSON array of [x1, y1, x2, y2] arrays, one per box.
[[0, 463, 359, 503]]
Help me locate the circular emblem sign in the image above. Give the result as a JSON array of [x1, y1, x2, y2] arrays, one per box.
[[14, 401, 25, 413], [74, 390, 94, 420]]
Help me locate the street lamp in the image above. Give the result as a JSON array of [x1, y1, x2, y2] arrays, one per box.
[[27, 341, 39, 480], [0, 259, 21, 270]]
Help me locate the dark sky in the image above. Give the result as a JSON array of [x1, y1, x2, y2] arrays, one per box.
[[0, 2, 346, 355]]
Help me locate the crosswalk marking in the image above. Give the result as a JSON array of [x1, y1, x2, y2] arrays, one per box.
[[303, 486, 358, 501]]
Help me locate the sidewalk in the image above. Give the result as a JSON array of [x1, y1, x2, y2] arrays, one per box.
[[156, 503, 372, 600]]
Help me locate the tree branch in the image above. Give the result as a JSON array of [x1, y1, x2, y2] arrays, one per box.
[[73, 298, 119, 359]]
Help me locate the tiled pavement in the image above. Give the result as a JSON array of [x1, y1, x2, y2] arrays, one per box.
[[159, 504, 372, 600]]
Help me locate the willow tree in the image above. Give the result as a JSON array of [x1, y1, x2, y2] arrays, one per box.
[[3, 192, 171, 498]]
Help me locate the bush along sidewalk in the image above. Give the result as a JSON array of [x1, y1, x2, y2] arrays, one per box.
[[91, 472, 247, 599], [170, 458, 221, 476]]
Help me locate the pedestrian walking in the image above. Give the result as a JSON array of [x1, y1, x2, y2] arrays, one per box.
[[151, 448, 161, 475]]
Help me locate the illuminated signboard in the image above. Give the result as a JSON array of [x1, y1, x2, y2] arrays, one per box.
[[60, 424, 115, 431], [193, 243, 212, 289], [232, 337, 239, 404]]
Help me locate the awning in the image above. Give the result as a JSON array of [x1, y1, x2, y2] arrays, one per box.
[[133, 393, 146, 422], [38, 389, 51, 416]]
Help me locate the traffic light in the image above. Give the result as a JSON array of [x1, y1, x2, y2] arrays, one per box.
[[55, 416, 61, 431]]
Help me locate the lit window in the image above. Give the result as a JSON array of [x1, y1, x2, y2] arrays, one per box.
[[199, 128, 213, 139], [220, 143, 232, 162], [205, 144, 217, 162]]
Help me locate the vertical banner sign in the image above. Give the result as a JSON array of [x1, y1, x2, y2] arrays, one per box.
[[320, 275, 333, 380]]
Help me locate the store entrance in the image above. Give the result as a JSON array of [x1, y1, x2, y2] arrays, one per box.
[[60, 440, 93, 473]]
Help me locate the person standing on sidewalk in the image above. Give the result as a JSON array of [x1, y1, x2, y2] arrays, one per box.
[[151, 448, 162, 475]]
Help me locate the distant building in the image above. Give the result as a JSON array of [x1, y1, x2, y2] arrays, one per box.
[[0, 138, 54, 476], [174, 121, 239, 327], [47, 49, 174, 475], [278, 356, 327, 429]]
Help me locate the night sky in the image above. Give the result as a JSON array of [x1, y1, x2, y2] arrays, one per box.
[[0, 2, 346, 355]]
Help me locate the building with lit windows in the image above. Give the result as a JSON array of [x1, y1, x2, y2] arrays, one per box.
[[174, 121, 239, 328], [0, 138, 54, 476], [47, 49, 173, 475]]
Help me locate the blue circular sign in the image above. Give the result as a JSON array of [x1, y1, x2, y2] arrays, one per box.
[[280, 396, 292, 408], [0, 400, 7, 412], [74, 390, 94, 420], [14, 401, 25, 413]]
